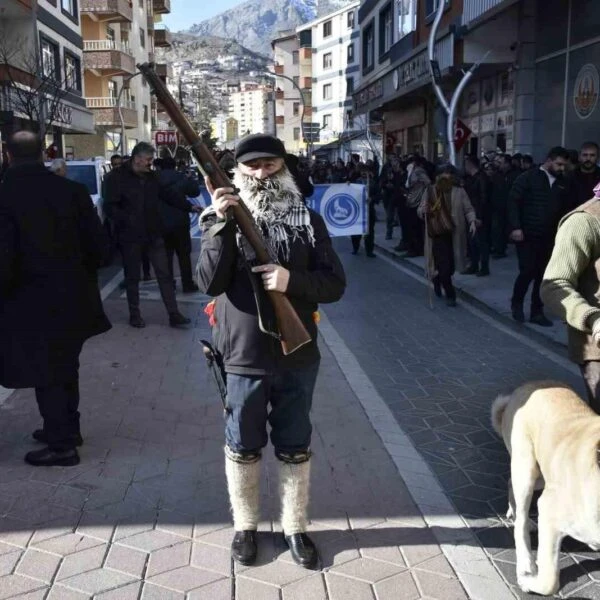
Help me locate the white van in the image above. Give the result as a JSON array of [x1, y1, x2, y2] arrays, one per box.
[[44, 158, 108, 223]]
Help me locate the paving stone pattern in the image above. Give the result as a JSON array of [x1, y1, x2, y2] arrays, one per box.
[[0, 275, 468, 599], [325, 239, 600, 599]]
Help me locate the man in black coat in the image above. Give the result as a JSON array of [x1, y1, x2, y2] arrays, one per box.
[[104, 142, 201, 328], [0, 131, 112, 467], [155, 156, 201, 293], [464, 155, 493, 276], [508, 146, 570, 326], [490, 153, 519, 258], [565, 142, 600, 212], [198, 133, 345, 570]]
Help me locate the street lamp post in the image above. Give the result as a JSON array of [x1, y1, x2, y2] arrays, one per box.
[[256, 71, 306, 154], [117, 71, 144, 154]]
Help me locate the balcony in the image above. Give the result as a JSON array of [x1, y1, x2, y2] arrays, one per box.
[[299, 76, 312, 90], [276, 116, 284, 125], [274, 65, 284, 75], [152, 0, 171, 14], [154, 28, 172, 48], [462, 0, 506, 25], [275, 90, 284, 100], [156, 62, 173, 82], [299, 47, 312, 61], [80, 0, 132, 23], [83, 40, 136, 76], [86, 97, 138, 129]]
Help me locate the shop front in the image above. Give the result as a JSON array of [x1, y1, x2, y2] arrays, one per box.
[[353, 33, 455, 160], [533, 0, 600, 158]]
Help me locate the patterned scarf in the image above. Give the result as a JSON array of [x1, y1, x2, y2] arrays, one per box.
[[231, 165, 315, 262]]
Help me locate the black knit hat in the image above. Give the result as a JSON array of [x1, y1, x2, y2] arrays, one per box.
[[234, 133, 286, 164]]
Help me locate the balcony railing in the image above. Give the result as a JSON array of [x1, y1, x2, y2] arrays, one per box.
[[152, 0, 171, 14], [86, 97, 136, 110], [154, 28, 172, 47], [83, 41, 136, 75], [462, 0, 505, 25], [83, 40, 131, 53], [80, 0, 133, 22], [86, 97, 138, 128]]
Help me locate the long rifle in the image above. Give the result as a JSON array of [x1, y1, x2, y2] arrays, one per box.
[[138, 62, 311, 356]]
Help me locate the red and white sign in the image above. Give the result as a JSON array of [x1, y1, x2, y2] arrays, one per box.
[[454, 118, 472, 152], [155, 130, 178, 145]]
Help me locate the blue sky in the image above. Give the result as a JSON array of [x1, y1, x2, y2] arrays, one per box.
[[163, 0, 243, 32]]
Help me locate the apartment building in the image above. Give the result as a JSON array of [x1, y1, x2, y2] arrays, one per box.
[[297, 1, 360, 147], [0, 0, 94, 156], [64, 0, 172, 159], [211, 113, 238, 144], [228, 84, 274, 138]]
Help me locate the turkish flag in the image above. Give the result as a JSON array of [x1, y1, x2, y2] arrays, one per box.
[[454, 119, 472, 153]]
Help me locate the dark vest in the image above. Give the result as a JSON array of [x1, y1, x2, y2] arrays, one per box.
[[561, 199, 600, 362]]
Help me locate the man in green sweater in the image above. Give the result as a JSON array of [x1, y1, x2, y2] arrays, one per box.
[[541, 183, 600, 413]]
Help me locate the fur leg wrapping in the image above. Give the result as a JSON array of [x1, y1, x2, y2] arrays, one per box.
[[279, 459, 311, 536], [225, 452, 261, 531]]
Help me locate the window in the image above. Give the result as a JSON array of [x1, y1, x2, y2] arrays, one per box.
[[362, 23, 374, 72], [323, 20, 332, 38], [293, 102, 300, 117], [292, 50, 299, 65], [323, 52, 332, 69], [139, 27, 145, 48], [347, 43, 355, 64], [64, 53, 81, 91], [379, 3, 393, 56], [425, 0, 449, 18], [61, 0, 76, 16], [293, 75, 299, 88], [323, 83, 332, 100], [398, 0, 417, 38], [346, 77, 354, 95], [106, 26, 115, 42], [346, 110, 354, 128], [139, 0, 144, 6], [293, 127, 300, 141], [108, 80, 118, 99], [40, 38, 58, 79], [323, 114, 332, 129], [347, 10, 355, 29], [143, 104, 149, 123]]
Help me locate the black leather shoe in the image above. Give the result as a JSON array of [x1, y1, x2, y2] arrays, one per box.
[[25, 447, 80, 467], [32, 429, 83, 447], [169, 312, 191, 327], [182, 283, 199, 293], [530, 313, 553, 327], [231, 530, 257, 565], [285, 533, 318, 569], [129, 315, 146, 328]]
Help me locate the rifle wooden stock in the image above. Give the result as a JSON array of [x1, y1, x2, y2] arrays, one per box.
[[137, 62, 312, 355]]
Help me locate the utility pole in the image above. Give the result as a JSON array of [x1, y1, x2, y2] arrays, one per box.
[[428, 0, 489, 165]]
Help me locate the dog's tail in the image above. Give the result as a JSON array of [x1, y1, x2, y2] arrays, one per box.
[[491, 394, 511, 436]]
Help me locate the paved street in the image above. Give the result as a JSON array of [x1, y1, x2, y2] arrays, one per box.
[[0, 237, 598, 599]]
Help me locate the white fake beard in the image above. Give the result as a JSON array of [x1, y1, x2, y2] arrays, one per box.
[[231, 165, 315, 261], [232, 165, 304, 220]]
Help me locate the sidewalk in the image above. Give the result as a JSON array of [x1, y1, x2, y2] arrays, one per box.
[[0, 281, 481, 599], [372, 215, 568, 349]]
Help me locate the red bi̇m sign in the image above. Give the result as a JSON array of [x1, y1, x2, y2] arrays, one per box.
[[155, 130, 178, 145]]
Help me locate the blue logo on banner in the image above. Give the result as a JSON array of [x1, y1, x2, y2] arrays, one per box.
[[322, 193, 360, 229]]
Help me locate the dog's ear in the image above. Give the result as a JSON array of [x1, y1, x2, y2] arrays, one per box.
[[491, 394, 511, 435]]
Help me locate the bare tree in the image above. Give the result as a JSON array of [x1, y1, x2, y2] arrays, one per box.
[[0, 21, 71, 143]]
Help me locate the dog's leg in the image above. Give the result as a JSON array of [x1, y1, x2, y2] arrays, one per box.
[[517, 491, 562, 596], [511, 448, 538, 579], [506, 477, 516, 521]]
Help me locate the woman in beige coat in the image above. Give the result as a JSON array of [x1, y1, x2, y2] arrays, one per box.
[[419, 166, 477, 305]]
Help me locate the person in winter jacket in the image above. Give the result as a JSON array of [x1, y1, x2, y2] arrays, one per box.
[[508, 146, 569, 326], [197, 133, 346, 570]]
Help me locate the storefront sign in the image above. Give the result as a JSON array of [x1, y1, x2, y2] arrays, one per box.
[[573, 64, 599, 120], [354, 80, 384, 110], [155, 130, 178, 145], [396, 52, 430, 90], [54, 102, 73, 126]]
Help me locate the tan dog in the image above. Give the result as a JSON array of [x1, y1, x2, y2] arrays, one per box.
[[491, 380, 600, 596]]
